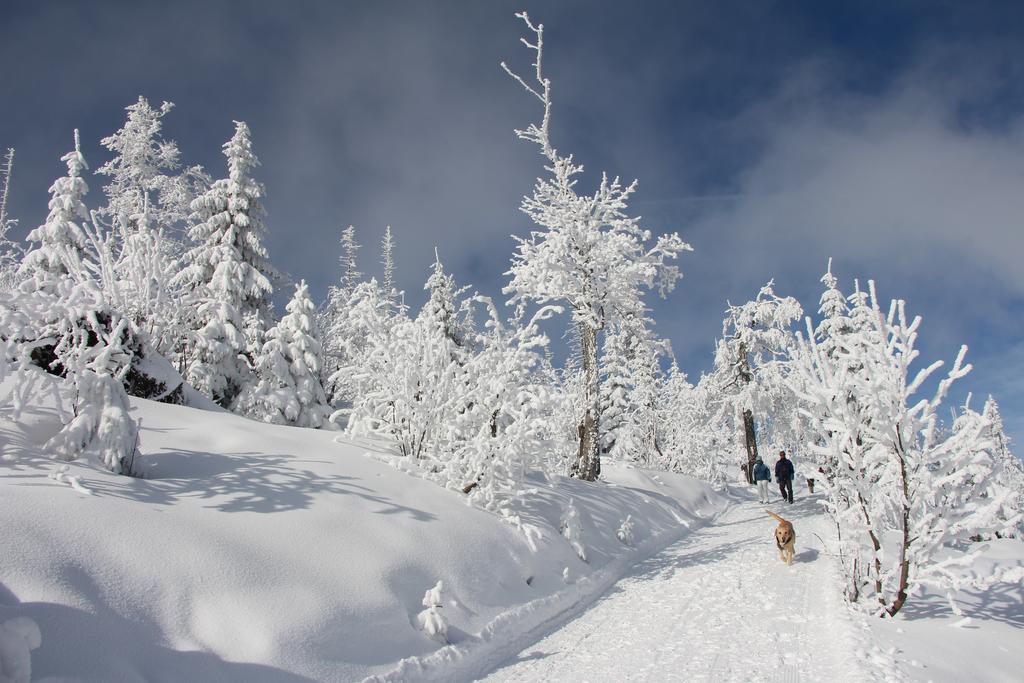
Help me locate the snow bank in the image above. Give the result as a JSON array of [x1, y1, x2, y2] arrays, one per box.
[[0, 379, 725, 682], [870, 538, 1024, 682]]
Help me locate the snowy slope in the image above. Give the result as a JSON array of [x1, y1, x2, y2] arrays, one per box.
[[0, 380, 725, 682]]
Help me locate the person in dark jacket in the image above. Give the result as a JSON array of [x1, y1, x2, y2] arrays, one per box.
[[753, 456, 772, 503], [775, 450, 795, 504]]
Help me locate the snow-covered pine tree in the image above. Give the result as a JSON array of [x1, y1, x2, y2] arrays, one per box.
[[175, 121, 278, 406], [337, 225, 361, 292], [709, 281, 802, 483], [983, 395, 1024, 535], [320, 225, 364, 398], [623, 317, 669, 466], [502, 13, 691, 481], [598, 324, 633, 461], [381, 225, 397, 306], [19, 131, 90, 286], [240, 280, 330, 428], [815, 258, 852, 359]]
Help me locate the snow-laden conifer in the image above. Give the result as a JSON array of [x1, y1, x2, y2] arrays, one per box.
[[983, 396, 1024, 535], [381, 225, 397, 305], [20, 131, 90, 285], [240, 281, 330, 428], [175, 121, 278, 405]]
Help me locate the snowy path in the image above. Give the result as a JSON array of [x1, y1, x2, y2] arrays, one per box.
[[481, 492, 875, 683]]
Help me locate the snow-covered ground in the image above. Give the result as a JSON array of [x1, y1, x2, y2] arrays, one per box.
[[2, 379, 1022, 682], [871, 538, 1024, 682], [0, 383, 725, 682]]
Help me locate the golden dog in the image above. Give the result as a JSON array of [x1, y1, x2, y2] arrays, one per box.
[[766, 510, 796, 565]]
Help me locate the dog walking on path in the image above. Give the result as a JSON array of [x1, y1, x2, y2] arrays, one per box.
[[766, 510, 796, 565]]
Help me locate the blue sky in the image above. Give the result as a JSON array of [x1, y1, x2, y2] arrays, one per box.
[[2, 1, 1022, 449]]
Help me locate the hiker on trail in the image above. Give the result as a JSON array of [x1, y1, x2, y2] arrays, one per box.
[[775, 450, 794, 504], [752, 456, 772, 503]]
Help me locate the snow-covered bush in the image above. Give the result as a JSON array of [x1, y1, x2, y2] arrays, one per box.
[[560, 498, 587, 562], [416, 581, 448, 644], [0, 616, 41, 683], [792, 277, 1015, 616]]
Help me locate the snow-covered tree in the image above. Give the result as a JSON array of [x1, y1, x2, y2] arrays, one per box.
[[708, 281, 802, 483], [95, 96, 200, 235], [598, 315, 668, 465], [337, 225, 361, 293], [442, 298, 562, 506], [324, 278, 396, 407], [381, 225, 397, 305], [2, 261, 142, 473], [657, 367, 730, 483], [793, 279, 1015, 616], [20, 131, 90, 285], [0, 148, 19, 292], [502, 13, 691, 480], [983, 396, 1024, 535], [598, 325, 632, 460], [239, 281, 330, 428], [175, 121, 278, 405], [320, 225, 369, 398]]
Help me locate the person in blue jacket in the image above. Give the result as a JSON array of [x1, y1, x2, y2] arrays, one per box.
[[775, 450, 795, 504], [753, 456, 772, 503]]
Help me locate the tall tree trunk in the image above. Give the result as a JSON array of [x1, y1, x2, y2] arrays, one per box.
[[573, 321, 601, 481], [743, 408, 758, 484], [888, 433, 912, 617]]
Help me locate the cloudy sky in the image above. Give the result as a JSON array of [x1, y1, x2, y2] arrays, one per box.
[[2, 0, 1022, 448]]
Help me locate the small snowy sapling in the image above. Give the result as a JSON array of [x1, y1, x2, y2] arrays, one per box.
[[617, 515, 635, 546], [416, 580, 449, 644], [0, 616, 41, 683], [560, 498, 587, 562]]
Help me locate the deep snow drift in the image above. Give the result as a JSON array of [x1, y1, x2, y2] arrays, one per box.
[[0, 381, 725, 682]]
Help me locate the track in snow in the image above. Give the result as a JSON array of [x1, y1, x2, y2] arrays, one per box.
[[480, 490, 873, 683]]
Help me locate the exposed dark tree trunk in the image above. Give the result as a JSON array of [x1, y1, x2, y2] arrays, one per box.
[[572, 321, 601, 481], [743, 409, 758, 484]]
